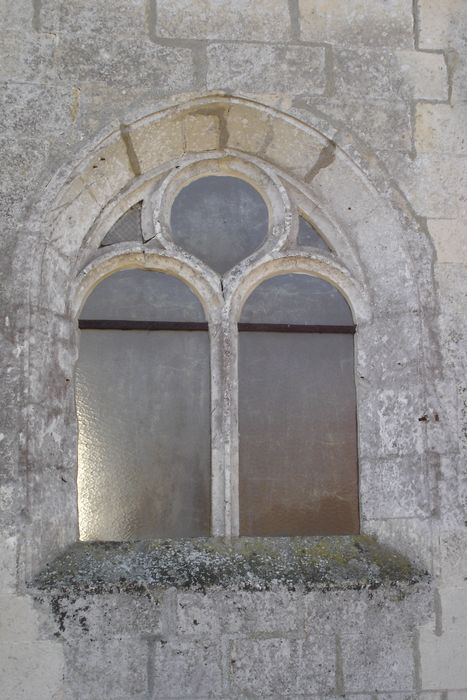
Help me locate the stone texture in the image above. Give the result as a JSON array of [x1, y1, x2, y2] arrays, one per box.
[[206, 44, 327, 96], [151, 638, 223, 698], [157, 0, 291, 41], [0, 641, 64, 700], [416, 104, 467, 155], [298, 0, 414, 48]]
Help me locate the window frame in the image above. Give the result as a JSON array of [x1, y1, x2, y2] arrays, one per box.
[[73, 155, 369, 539]]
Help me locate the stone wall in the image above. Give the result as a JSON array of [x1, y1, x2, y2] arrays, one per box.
[[1, 1, 466, 697]]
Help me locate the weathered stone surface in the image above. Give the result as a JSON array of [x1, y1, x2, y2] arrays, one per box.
[[151, 638, 223, 698], [428, 219, 467, 263], [0, 641, 64, 700], [360, 457, 430, 520], [206, 44, 326, 96], [416, 104, 467, 155], [418, 0, 467, 50], [298, 0, 414, 48], [0, 31, 56, 82], [58, 0, 147, 36], [183, 113, 219, 152], [157, 0, 291, 41]]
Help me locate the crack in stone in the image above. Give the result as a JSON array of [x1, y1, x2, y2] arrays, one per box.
[[304, 141, 336, 184]]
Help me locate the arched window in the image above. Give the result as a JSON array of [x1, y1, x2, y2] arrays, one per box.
[[76, 162, 360, 539]]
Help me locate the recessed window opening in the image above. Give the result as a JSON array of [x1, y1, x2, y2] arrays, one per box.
[[77, 269, 211, 541], [238, 274, 359, 536]]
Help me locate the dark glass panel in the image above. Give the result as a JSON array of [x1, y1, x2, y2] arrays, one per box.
[[297, 216, 330, 251], [81, 269, 205, 322], [100, 202, 142, 246], [170, 176, 268, 274], [239, 332, 359, 536], [240, 274, 353, 326]]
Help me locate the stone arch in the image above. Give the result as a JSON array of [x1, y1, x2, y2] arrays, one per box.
[[22, 95, 437, 576]]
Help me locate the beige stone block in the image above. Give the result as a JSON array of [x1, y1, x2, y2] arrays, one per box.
[[420, 587, 467, 690], [0, 641, 64, 700], [182, 114, 219, 152], [129, 116, 185, 174], [398, 50, 448, 100], [225, 104, 271, 154], [298, 0, 414, 48], [418, 0, 467, 50], [78, 138, 135, 208], [265, 120, 324, 178], [157, 0, 291, 41], [0, 596, 39, 642], [428, 220, 467, 263], [416, 104, 467, 155]]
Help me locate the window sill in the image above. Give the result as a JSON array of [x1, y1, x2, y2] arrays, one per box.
[[31, 536, 427, 594]]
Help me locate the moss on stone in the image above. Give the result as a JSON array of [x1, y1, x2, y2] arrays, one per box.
[[31, 535, 427, 595]]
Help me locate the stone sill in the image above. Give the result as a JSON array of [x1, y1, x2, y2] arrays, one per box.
[[31, 535, 428, 595]]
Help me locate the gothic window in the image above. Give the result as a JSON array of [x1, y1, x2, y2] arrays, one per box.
[[77, 162, 359, 540]]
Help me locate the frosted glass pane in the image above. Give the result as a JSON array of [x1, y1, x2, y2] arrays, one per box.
[[100, 203, 142, 246], [81, 269, 205, 322], [239, 333, 359, 536], [170, 176, 268, 274], [297, 216, 329, 250], [77, 330, 210, 540], [240, 274, 353, 326]]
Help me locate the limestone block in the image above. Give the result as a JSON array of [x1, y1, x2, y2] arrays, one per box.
[[359, 456, 430, 520], [151, 638, 223, 697], [418, 0, 467, 50], [428, 219, 467, 264], [416, 104, 467, 155], [182, 114, 219, 152], [1, 82, 74, 137], [129, 116, 185, 174], [56, 35, 194, 90], [298, 0, 414, 48], [0, 138, 49, 199], [157, 0, 291, 41], [64, 637, 147, 698], [225, 104, 271, 154], [0, 31, 55, 82], [0, 0, 33, 30], [206, 44, 326, 96], [451, 54, 467, 103], [0, 536, 17, 594], [341, 628, 415, 692], [435, 263, 467, 316], [365, 517, 433, 570], [420, 586, 467, 689], [436, 529, 467, 586], [334, 49, 447, 100], [176, 592, 222, 636], [357, 314, 423, 381], [0, 596, 39, 642], [398, 50, 448, 100], [76, 138, 134, 208], [264, 119, 324, 178], [221, 591, 303, 635], [58, 0, 146, 36], [0, 640, 64, 700], [230, 635, 335, 695], [49, 184, 103, 257]]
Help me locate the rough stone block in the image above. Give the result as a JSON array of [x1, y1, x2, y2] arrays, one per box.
[[0, 0, 33, 30], [420, 587, 467, 689], [428, 219, 467, 264], [416, 104, 467, 155], [0, 640, 64, 700], [176, 592, 222, 636], [230, 635, 335, 695], [436, 528, 467, 586], [129, 116, 185, 174], [451, 54, 467, 103], [206, 44, 326, 96], [151, 638, 223, 698], [1, 82, 74, 138], [0, 596, 40, 642], [225, 103, 271, 154], [59, 0, 147, 36], [56, 35, 194, 90], [357, 314, 422, 381], [298, 0, 414, 48], [0, 536, 17, 594], [265, 118, 324, 178], [418, 0, 467, 50], [182, 114, 219, 152], [0, 31, 55, 81], [64, 637, 147, 698], [341, 628, 415, 692], [157, 0, 291, 41], [222, 591, 303, 635], [360, 456, 430, 520], [365, 517, 433, 570], [333, 49, 447, 100]]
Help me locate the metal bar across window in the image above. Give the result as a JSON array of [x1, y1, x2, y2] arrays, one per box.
[[79, 320, 356, 334]]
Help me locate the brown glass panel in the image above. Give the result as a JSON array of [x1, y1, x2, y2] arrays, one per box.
[[239, 332, 359, 536], [240, 274, 353, 326], [170, 176, 268, 274]]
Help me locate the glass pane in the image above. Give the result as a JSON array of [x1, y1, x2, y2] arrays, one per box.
[[240, 274, 353, 326], [170, 176, 268, 274], [297, 215, 330, 251], [100, 202, 142, 246], [239, 332, 359, 536], [77, 271, 210, 540], [81, 269, 205, 322]]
